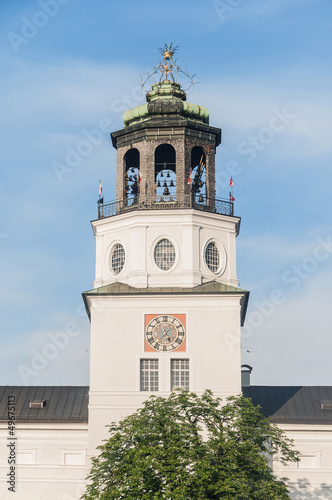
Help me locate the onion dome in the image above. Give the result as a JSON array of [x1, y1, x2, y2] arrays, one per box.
[[122, 45, 209, 127]]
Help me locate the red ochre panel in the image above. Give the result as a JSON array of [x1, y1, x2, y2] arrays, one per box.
[[144, 314, 186, 352]]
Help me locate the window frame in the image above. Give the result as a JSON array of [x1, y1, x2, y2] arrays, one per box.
[[151, 235, 179, 273], [140, 359, 159, 392], [170, 359, 189, 391], [109, 241, 126, 276], [202, 238, 227, 277]]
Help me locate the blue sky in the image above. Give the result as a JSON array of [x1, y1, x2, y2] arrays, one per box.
[[0, 0, 331, 386]]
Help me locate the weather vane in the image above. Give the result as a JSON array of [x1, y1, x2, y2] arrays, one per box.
[[141, 43, 197, 93]]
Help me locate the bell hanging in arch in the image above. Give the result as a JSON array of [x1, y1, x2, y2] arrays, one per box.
[[163, 186, 170, 196], [198, 194, 204, 203], [157, 180, 161, 188], [166, 171, 170, 178]]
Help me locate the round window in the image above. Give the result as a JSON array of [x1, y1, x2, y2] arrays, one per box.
[[154, 239, 176, 271], [111, 244, 125, 275], [205, 241, 220, 273]]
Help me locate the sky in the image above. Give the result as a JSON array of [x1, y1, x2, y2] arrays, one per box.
[[0, 0, 331, 387]]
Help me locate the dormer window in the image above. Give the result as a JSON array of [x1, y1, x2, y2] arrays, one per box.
[[29, 400, 46, 409]]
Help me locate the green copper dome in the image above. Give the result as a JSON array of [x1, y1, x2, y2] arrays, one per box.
[[122, 80, 209, 127]]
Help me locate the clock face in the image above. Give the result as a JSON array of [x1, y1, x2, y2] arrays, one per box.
[[145, 315, 185, 352]]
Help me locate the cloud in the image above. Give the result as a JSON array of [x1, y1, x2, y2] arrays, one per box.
[[0, 57, 143, 129], [0, 310, 90, 386], [241, 232, 332, 385], [243, 280, 332, 386], [2, 54, 331, 174], [194, 78, 332, 162], [239, 228, 332, 262]]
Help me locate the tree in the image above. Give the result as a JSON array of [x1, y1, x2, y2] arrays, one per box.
[[82, 390, 299, 499]]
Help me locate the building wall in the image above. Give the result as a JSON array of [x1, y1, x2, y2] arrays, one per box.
[[87, 293, 243, 456], [0, 423, 88, 499], [93, 209, 239, 289], [274, 423, 332, 498]]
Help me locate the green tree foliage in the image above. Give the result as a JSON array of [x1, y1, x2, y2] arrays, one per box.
[[82, 391, 299, 499]]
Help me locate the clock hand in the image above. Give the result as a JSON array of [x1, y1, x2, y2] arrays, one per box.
[[158, 329, 168, 341], [165, 327, 172, 338]]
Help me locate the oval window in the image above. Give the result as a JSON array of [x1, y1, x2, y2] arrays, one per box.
[[205, 241, 220, 273], [154, 239, 176, 271], [111, 244, 125, 275]]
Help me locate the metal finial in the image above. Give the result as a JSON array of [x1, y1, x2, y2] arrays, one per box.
[[158, 43, 178, 79], [140, 44, 197, 93]]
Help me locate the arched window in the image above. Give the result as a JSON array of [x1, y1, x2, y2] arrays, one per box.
[[190, 146, 206, 203], [124, 148, 140, 204], [155, 144, 176, 201]]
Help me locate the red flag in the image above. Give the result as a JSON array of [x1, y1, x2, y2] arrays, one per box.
[[188, 170, 192, 184], [230, 195, 235, 202], [99, 180, 103, 197], [230, 177, 234, 187], [137, 173, 141, 187]]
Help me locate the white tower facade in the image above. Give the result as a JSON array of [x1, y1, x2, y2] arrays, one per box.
[[84, 50, 249, 457]]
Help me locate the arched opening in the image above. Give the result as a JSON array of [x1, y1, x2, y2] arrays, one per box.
[[190, 146, 206, 204], [155, 144, 176, 201], [124, 148, 140, 204]]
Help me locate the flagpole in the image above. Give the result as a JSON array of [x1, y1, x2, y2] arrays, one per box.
[[229, 177, 235, 205]]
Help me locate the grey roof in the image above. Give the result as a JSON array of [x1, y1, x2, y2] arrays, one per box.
[[0, 386, 88, 423], [246, 386, 332, 425], [2, 385, 332, 425], [82, 281, 249, 326]]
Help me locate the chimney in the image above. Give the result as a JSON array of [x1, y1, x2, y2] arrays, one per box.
[[241, 364, 253, 389]]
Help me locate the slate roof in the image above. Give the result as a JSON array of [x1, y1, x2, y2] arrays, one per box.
[[0, 386, 88, 423], [2, 385, 332, 425], [82, 281, 250, 326], [245, 386, 332, 425]]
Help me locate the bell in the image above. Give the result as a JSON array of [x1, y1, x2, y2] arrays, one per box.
[[166, 171, 170, 178], [157, 180, 161, 187], [198, 194, 204, 203], [160, 172, 164, 178], [170, 180, 174, 187], [199, 181, 204, 188], [130, 167, 135, 173], [163, 180, 167, 187], [163, 186, 170, 196], [128, 176, 133, 182]]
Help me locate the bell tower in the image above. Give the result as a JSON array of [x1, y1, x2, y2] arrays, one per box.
[[84, 45, 249, 458]]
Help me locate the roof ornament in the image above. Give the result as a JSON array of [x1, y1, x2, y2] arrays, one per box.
[[141, 43, 196, 93]]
